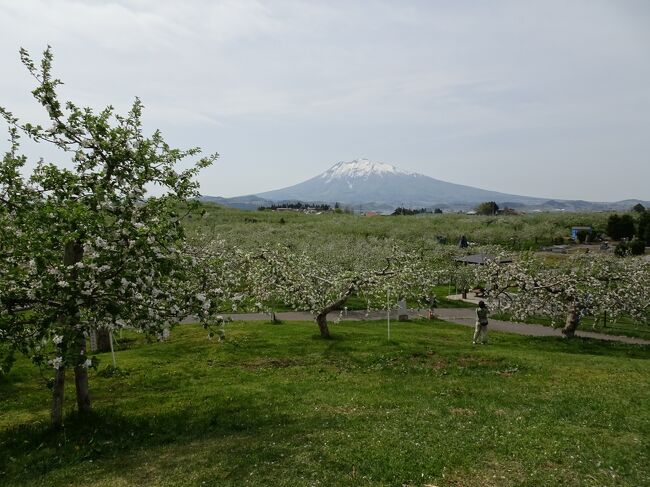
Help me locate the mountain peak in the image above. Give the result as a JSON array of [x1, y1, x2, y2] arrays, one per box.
[[252, 157, 550, 210], [321, 158, 413, 182]]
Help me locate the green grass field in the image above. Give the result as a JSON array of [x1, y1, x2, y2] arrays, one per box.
[[491, 312, 650, 341], [1, 320, 648, 486]]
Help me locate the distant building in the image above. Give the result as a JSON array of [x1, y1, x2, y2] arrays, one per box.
[[571, 226, 593, 241]]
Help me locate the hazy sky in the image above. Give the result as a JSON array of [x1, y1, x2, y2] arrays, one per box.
[[1, 0, 649, 201]]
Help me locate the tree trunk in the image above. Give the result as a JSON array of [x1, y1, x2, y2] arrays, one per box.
[[269, 309, 279, 324], [95, 327, 112, 352], [562, 305, 580, 338], [63, 240, 92, 414], [315, 312, 331, 339], [313, 279, 360, 339], [74, 335, 92, 414], [51, 367, 66, 428]]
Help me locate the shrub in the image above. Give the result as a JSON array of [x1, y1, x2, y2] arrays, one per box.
[[607, 214, 635, 240], [629, 239, 646, 256], [615, 242, 629, 257]]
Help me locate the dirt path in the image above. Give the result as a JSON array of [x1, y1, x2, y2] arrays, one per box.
[[205, 308, 650, 345]]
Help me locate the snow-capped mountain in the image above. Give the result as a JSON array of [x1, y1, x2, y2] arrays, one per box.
[[201, 159, 649, 212], [320, 159, 413, 182], [254, 158, 547, 208]]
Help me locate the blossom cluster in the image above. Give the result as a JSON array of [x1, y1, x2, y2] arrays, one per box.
[[477, 252, 650, 327]]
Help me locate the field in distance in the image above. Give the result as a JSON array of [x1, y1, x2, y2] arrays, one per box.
[[189, 203, 613, 251]]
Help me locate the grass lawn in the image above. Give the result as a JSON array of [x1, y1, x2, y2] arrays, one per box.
[[431, 285, 475, 309], [1, 320, 649, 486], [490, 312, 650, 341]]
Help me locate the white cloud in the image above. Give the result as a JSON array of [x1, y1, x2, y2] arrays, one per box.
[[1, 0, 649, 201]]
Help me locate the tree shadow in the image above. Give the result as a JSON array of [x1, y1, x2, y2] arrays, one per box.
[[0, 399, 296, 484], [524, 335, 649, 359]]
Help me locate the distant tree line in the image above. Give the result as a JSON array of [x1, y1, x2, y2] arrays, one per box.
[[392, 207, 428, 216], [391, 207, 443, 216], [258, 202, 331, 211], [607, 204, 650, 256], [474, 201, 499, 216], [473, 201, 517, 216]]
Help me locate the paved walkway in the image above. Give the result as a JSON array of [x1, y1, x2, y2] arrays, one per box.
[[434, 308, 650, 345], [205, 308, 650, 346]]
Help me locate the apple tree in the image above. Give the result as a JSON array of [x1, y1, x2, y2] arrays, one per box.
[[480, 253, 650, 337], [249, 240, 438, 338], [0, 47, 217, 426]]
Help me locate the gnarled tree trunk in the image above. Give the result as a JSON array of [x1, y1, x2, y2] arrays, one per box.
[[562, 304, 580, 338], [314, 281, 359, 339], [315, 312, 331, 339]]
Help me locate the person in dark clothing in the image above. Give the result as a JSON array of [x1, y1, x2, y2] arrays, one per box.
[[473, 300, 489, 344]]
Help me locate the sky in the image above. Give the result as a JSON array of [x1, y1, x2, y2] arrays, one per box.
[[1, 0, 649, 202]]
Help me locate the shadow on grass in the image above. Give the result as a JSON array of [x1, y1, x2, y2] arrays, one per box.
[[310, 332, 344, 342], [0, 400, 295, 484], [519, 335, 649, 359], [0, 369, 49, 418]]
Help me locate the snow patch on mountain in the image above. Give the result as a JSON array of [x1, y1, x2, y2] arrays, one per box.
[[249, 157, 572, 210], [320, 158, 412, 182], [206, 157, 650, 212]]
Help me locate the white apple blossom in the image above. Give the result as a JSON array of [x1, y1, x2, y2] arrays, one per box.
[[245, 240, 444, 338], [48, 357, 63, 370], [0, 47, 218, 427], [478, 252, 650, 336]]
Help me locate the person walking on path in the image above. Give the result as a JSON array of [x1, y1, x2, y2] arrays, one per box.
[[473, 300, 489, 344], [427, 294, 437, 319]]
